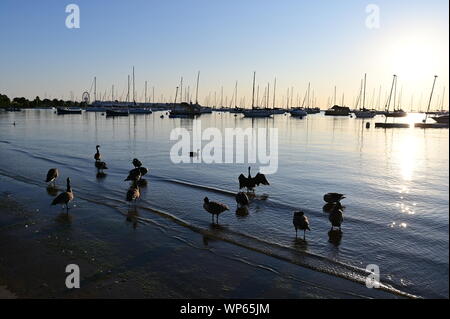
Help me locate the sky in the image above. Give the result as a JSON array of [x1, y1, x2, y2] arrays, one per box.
[[0, 0, 448, 110]]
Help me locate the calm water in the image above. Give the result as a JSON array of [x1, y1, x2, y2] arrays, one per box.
[[0, 109, 448, 298]]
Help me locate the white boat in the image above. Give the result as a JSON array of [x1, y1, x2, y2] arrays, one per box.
[[290, 108, 308, 117]]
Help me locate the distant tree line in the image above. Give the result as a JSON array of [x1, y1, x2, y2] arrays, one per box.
[[0, 94, 86, 109]]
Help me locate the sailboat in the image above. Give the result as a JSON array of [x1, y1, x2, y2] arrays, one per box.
[[290, 83, 308, 117], [354, 74, 376, 118], [384, 75, 407, 117], [243, 72, 273, 118]]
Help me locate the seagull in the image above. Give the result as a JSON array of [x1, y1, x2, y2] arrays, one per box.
[[203, 197, 229, 224]]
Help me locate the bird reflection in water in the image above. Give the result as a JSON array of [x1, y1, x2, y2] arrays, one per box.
[[55, 211, 73, 224], [328, 230, 343, 246], [126, 208, 139, 229], [235, 206, 249, 217], [136, 179, 148, 188], [46, 184, 59, 196], [292, 237, 308, 250], [202, 235, 219, 247], [96, 172, 107, 180]]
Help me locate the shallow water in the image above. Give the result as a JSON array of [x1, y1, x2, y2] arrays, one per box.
[[0, 109, 448, 298]]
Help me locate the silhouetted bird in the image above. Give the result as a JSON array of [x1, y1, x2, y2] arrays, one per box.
[[238, 166, 270, 192], [51, 177, 74, 213], [94, 145, 101, 161], [329, 205, 344, 231], [132, 158, 142, 168], [126, 182, 140, 203], [95, 161, 108, 172], [235, 192, 249, 207], [203, 197, 229, 224], [323, 192, 345, 203], [293, 211, 310, 239], [125, 168, 142, 182], [45, 168, 59, 184]]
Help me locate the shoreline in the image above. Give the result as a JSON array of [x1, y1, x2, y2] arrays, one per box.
[[0, 183, 401, 299]]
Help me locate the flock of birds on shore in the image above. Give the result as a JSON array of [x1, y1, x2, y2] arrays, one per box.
[[45, 145, 346, 240]]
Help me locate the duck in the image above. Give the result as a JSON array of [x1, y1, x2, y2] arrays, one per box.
[[51, 177, 74, 213], [203, 197, 229, 224], [45, 168, 59, 185], [323, 192, 345, 203], [293, 211, 310, 239]]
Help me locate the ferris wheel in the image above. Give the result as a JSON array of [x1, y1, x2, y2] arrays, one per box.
[[82, 92, 90, 104]]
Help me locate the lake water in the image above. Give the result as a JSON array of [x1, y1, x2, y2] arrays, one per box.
[[0, 109, 448, 298]]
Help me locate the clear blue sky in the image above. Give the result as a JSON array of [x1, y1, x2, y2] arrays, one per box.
[[0, 0, 448, 108]]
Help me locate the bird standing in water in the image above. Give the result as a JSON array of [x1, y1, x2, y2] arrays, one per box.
[[293, 211, 310, 239], [125, 168, 142, 182], [329, 205, 344, 231], [235, 192, 249, 207], [203, 197, 229, 224], [126, 182, 140, 203], [323, 193, 345, 203], [95, 161, 108, 173], [45, 168, 59, 185], [51, 177, 74, 213], [94, 145, 101, 161], [132, 158, 142, 168], [238, 166, 270, 193]]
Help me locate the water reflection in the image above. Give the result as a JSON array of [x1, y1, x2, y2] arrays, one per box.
[[46, 184, 59, 196], [328, 230, 343, 246]]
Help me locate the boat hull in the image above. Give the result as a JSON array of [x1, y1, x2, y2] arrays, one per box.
[[57, 108, 82, 115]]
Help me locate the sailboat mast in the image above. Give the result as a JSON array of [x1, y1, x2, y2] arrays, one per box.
[[251, 72, 256, 108], [273, 77, 276, 108], [424, 75, 438, 122], [94, 76, 97, 101], [195, 71, 200, 105], [132, 66, 135, 103], [234, 80, 238, 108], [127, 75, 130, 103], [180, 77, 183, 103], [363, 73, 367, 110], [386, 75, 396, 112], [145, 81, 147, 103]]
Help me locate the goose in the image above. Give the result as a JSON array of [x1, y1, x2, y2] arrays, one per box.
[[126, 182, 140, 203], [235, 192, 249, 207], [125, 168, 142, 182], [293, 211, 310, 239], [132, 158, 142, 168], [203, 197, 229, 224], [323, 192, 345, 203], [238, 166, 270, 192], [45, 168, 59, 184], [95, 161, 108, 172], [51, 177, 74, 212], [329, 205, 344, 231], [94, 145, 101, 161]]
